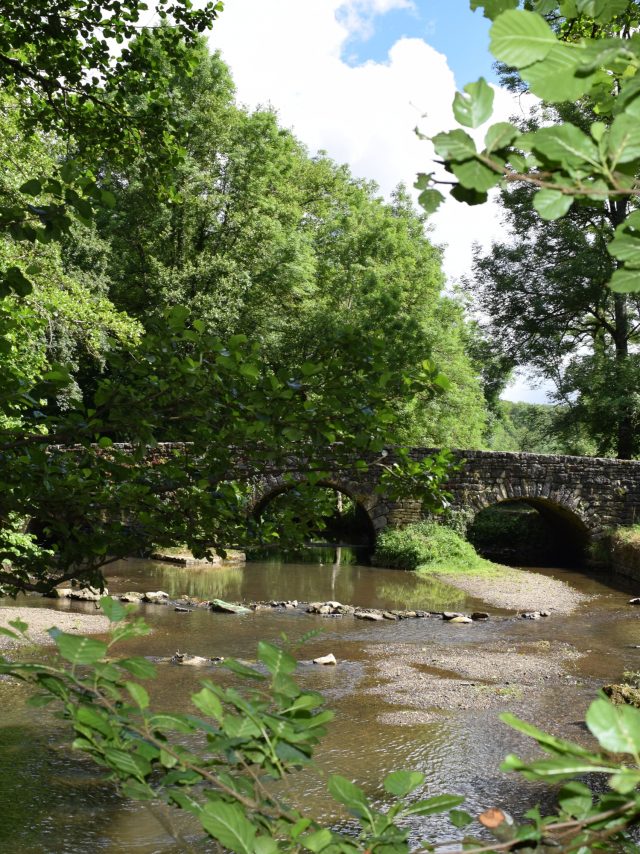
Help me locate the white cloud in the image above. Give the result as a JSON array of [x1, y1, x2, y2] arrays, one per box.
[[209, 1, 531, 286]]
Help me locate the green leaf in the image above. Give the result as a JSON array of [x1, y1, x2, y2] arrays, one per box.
[[100, 596, 127, 623], [148, 713, 195, 733], [558, 781, 592, 819], [258, 641, 297, 678], [532, 189, 573, 220], [383, 770, 425, 797], [76, 704, 114, 737], [609, 268, 640, 293], [449, 808, 474, 827], [402, 794, 465, 816], [199, 801, 257, 854], [484, 122, 520, 153], [119, 657, 157, 679], [191, 686, 224, 720], [500, 713, 593, 756], [608, 112, 640, 167], [49, 631, 108, 665], [471, 0, 519, 19], [327, 775, 369, 818], [103, 747, 150, 782], [490, 10, 556, 68], [577, 0, 629, 23], [300, 829, 333, 852], [609, 768, 640, 794], [453, 77, 494, 129], [526, 124, 599, 169], [19, 179, 42, 196], [522, 44, 594, 102], [2, 266, 33, 297], [586, 697, 640, 754], [417, 188, 444, 215], [609, 231, 640, 267], [432, 129, 477, 161], [126, 681, 149, 709], [451, 158, 501, 192], [223, 659, 265, 680]]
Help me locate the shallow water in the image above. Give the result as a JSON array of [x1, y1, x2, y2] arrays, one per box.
[[1, 557, 639, 852]]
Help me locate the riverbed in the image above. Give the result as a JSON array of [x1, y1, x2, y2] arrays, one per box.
[[0, 556, 639, 852]]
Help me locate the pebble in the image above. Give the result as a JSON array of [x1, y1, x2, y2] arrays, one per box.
[[313, 653, 337, 666]]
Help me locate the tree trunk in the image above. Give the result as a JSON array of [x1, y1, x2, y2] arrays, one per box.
[[609, 200, 634, 459]]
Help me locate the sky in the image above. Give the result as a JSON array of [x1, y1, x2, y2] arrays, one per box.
[[208, 1, 550, 403]]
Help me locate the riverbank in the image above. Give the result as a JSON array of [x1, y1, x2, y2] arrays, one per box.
[[367, 636, 586, 725], [0, 607, 110, 651], [436, 567, 591, 614]]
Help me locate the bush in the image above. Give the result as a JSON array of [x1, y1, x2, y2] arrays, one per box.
[[374, 520, 498, 574]]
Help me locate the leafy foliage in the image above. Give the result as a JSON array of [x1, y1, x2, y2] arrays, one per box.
[[374, 520, 502, 575], [419, 1, 640, 293]]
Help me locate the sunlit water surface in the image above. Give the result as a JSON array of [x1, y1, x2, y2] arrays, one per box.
[[1, 555, 639, 852]]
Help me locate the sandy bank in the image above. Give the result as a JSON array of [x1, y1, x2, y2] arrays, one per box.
[[0, 607, 110, 651], [436, 567, 590, 614], [367, 638, 584, 724]]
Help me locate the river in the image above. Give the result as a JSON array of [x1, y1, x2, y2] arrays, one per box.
[[0, 555, 639, 852]]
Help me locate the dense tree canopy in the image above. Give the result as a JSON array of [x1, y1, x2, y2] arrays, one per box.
[[0, 9, 489, 595]]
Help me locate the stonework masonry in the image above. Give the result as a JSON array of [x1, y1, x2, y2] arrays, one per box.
[[250, 448, 640, 542]]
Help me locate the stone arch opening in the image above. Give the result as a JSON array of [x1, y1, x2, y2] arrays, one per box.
[[467, 497, 590, 567], [251, 482, 376, 549]]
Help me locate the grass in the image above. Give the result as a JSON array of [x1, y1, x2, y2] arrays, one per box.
[[613, 524, 640, 545], [374, 521, 508, 577]]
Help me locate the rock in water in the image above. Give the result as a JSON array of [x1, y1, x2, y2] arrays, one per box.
[[355, 610, 384, 621], [144, 591, 169, 604], [448, 616, 473, 624], [521, 611, 541, 620], [471, 612, 489, 621], [55, 586, 106, 601], [209, 599, 251, 615], [603, 683, 640, 707], [442, 612, 464, 621], [171, 652, 210, 666], [313, 653, 337, 665], [629, 598, 640, 605], [119, 592, 144, 603]]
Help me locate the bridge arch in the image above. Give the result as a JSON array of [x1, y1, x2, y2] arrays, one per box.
[[250, 476, 379, 546], [466, 494, 591, 566]]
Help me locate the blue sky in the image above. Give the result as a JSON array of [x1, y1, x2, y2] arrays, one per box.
[[339, 1, 496, 86]]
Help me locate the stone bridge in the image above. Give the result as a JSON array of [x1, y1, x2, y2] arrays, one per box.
[[250, 449, 640, 546]]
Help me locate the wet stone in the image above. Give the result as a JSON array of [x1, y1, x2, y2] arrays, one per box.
[[448, 616, 473, 624], [382, 612, 398, 620], [355, 610, 384, 621], [521, 611, 541, 620], [442, 612, 464, 621], [209, 599, 251, 615], [471, 612, 490, 621], [313, 653, 337, 666]]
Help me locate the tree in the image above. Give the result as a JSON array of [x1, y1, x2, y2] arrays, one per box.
[[0, 11, 453, 597], [75, 44, 487, 450], [417, 1, 640, 455], [469, 119, 640, 458]]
